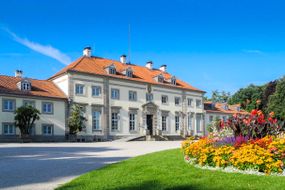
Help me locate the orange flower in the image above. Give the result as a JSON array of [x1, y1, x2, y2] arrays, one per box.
[[256, 99, 261, 104], [269, 111, 275, 118], [257, 110, 263, 116]]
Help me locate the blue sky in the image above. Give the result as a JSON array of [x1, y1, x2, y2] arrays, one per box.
[[1, 0, 285, 97]]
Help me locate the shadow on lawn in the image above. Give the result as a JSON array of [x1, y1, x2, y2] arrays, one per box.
[[110, 182, 221, 190]]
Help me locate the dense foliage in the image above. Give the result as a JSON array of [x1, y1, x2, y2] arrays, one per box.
[[228, 84, 264, 111], [68, 104, 87, 135], [14, 105, 40, 136], [229, 76, 285, 120]]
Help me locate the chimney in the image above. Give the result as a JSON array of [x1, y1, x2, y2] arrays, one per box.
[[15, 70, 23, 78], [120, 55, 127, 64], [159, 65, 167, 72], [83, 47, 92, 57], [146, 61, 153, 69]]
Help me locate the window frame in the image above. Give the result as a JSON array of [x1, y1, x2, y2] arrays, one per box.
[[2, 99, 16, 112], [161, 95, 168, 104], [42, 124, 54, 136], [187, 98, 193, 107], [2, 123, 16, 135], [111, 89, 120, 100], [175, 115, 180, 131], [129, 91, 137, 101], [111, 112, 119, 131], [92, 86, 102, 97], [162, 115, 167, 131], [42, 102, 54, 114], [175, 97, 181, 106], [75, 84, 85, 95], [129, 113, 136, 131], [92, 111, 101, 130], [23, 100, 36, 107], [196, 99, 202, 108], [146, 93, 153, 102]]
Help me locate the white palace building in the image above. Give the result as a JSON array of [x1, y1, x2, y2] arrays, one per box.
[[0, 47, 206, 142]]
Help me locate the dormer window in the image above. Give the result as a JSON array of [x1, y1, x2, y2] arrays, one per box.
[[126, 68, 133, 78], [22, 82, 31, 91], [223, 105, 229, 110], [158, 74, 164, 83], [17, 79, 32, 91], [109, 67, 116, 75], [171, 76, 177, 85]]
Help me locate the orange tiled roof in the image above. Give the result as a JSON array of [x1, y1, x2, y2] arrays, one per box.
[[0, 75, 67, 100], [49, 56, 205, 92], [204, 101, 248, 115]]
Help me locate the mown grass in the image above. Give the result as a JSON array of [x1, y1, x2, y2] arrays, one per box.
[[57, 149, 285, 190]]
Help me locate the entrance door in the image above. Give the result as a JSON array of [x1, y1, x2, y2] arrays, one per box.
[[146, 115, 153, 135]]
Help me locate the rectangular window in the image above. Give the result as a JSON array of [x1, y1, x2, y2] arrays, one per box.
[[161, 95, 168, 104], [111, 112, 119, 131], [42, 102, 53, 114], [42, 124, 53, 136], [3, 123, 15, 135], [196, 99, 202, 108], [2, 99, 15, 112], [175, 116, 180, 131], [92, 111, 101, 130], [75, 84, 85, 95], [146, 93, 153, 102], [188, 114, 193, 130], [196, 114, 202, 133], [129, 113, 136, 131], [23, 100, 35, 107], [129, 91, 137, 101], [92, 86, 101, 97], [111, 89, 120, 100], [188, 98, 193, 107], [162, 116, 167, 131], [175, 97, 181, 106]]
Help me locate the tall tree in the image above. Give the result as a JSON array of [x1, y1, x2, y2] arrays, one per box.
[[14, 106, 40, 137], [267, 77, 285, 119], [260, 80, 277, 112], [228, 84, 264, 112]]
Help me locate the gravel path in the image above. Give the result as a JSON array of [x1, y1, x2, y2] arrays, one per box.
[[0, 141, 181, 190]]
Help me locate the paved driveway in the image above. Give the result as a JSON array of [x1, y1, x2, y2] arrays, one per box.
[[0, 141, 181, 190]]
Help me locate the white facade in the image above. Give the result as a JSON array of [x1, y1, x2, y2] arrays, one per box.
[[53, 71, 205, 140], [0, 95, 66, 141]]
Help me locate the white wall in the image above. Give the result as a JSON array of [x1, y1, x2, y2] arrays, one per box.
[[0, 95, 66, 136]]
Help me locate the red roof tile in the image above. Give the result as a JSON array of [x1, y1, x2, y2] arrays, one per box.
[[0, 75, 66, 100], [204, 101, 248, 115], [49, 56, 205, 92]]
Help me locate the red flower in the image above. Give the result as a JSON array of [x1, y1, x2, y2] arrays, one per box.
[[251, 109, 258, 116]]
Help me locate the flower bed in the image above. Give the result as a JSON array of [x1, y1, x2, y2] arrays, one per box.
[[182, 110, 285, 175]]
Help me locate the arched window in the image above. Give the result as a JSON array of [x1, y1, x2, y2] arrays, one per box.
[[21, 80, 31, 91]]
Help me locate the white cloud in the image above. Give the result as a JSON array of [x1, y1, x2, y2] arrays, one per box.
[[3, 28, 71, 65]]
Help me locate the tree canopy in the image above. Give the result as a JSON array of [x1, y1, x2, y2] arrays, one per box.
[[14, 105, 40, 136]]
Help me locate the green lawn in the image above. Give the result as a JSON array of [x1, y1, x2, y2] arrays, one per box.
[[57, 149, 285, 190]]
